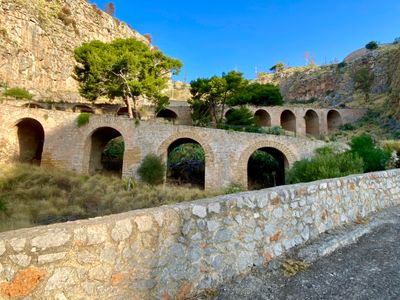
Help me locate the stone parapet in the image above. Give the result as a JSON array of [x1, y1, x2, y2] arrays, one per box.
[[0, 169, 399, 299]]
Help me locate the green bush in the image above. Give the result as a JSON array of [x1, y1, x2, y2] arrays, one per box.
[[286, 146, 364, 184], [103, 137, 124, 160], [225, 107, 257, 126], [221, 182, 244, 194], [350, 134, 391, 172], [76, 112, 91, 127], [3, 87, 33, 100], [365, 41, 379, 50], [228, 83, 283, 106], [137, 154, 165, 185]]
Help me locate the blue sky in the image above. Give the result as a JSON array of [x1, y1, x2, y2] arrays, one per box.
[[92, 0, 400, 82]]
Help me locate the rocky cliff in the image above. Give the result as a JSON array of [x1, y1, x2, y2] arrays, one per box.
[[257, 44, 400, 108], [0, 0, 149, 102]]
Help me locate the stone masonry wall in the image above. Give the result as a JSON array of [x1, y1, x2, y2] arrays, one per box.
[[0, 169, 399, 299], [0, 0, 149, 102], [0, 104, 326, 190]]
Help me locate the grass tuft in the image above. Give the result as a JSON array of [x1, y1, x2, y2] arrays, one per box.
[[282, 259, 310, 277]]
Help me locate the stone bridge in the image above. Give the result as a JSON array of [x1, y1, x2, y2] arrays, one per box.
[[0, 105, 326, 190]]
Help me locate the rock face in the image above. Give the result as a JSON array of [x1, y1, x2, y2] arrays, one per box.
[[257, 44, 400, 106], [0, 0, 149, 102]]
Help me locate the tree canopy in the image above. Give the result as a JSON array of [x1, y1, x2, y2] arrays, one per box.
[[228, 83, 283, 106], [188, 71, 283, 127], [74, 38, 182, 118], [189, 71, 246, 126]]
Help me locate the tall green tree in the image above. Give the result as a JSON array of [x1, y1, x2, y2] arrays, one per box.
[[74, 38, 182, 118], [189, 71, 247, 127], [227, 83, 283, 106]]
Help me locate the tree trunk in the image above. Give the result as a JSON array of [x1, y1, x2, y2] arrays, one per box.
[[124, 96, 134, 119]]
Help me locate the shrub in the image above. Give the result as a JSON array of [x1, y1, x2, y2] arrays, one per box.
[[394, 37, 400, 44], [350, 134, 391, 172], [225, 107, 257, 127], [352, 66, 374, 100], [3, 87, 33, 100], [144, 33, 152, 43], [137, 154, 165, 185], [76, 112, 91, 127], [286, 146, 364, 184], [365, 41, 379, 50], [103, 137, 124, 159], [221, 183, 244, 194]]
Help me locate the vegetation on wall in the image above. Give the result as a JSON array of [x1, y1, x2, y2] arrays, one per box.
[[3, 87, 33, 100], [74, 38, 182, 118], [76, 112, 91, 127]]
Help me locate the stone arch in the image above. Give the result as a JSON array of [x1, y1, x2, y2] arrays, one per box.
[[15, 118, 45, 165], [116, 107, 141, 119], [280, 109, 296, 132], [158, 132, 215, 190], [327, 110, 342, 132], [305, 109, 320, 138], [21, 103, 45, 109], [254, 109, 271, 127], [224, 109, 234, 118], [73, 105, 95, 114], [156, 109, 178, 123], [84, 126, 125, 176], [237, 140, 298, 189]]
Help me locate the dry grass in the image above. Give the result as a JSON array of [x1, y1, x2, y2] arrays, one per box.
[[0, 163, 218, 232], [282, 259, 310, 277]]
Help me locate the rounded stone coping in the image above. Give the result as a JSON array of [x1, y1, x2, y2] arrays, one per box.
[[0, 168, 398, 239]]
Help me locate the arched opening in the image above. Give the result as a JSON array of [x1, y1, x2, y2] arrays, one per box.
[[327, 110, 342, 132], [305, 110, 320, 138], [281, 110, 296, 133], [73, 105, 95, 114], [167, 138, 205, 189], [156, 109, 178, 123], [21, 103, 45, 109], [117, 107, 141, 119], [254, 109, 271, 127], [224, 109, 234, 119], [16, 118, 45, 165], [247, 147, 288, 190], [88, 127, 124, 177]]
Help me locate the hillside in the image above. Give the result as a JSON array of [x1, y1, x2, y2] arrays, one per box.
[[257, 43, 400, 138], [0, 0, 149, 102]]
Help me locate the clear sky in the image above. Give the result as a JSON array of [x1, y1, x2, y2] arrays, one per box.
[[92, 0, 400, 82]]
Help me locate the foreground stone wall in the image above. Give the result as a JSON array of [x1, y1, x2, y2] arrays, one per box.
[[0, 169, 399, 299]]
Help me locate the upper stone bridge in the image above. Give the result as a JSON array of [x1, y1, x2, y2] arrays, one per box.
[[0, 105, 326, 190]]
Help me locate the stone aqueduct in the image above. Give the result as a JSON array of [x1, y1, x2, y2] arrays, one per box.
[[0, 104, 367, 190], [160, 104, 367, 138]]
